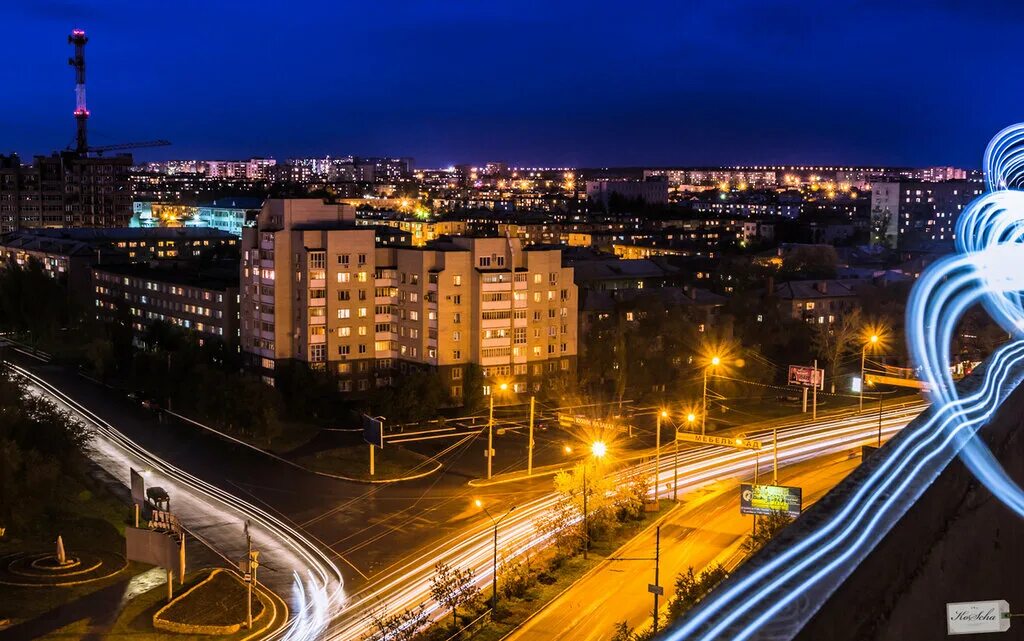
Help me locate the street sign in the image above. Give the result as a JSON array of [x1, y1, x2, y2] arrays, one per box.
[[361, 414, 385, 449], [739, 484, 802, 517], [648, 584, 664, 596], [946, 600, 1010, 635], [788, 365, 824, 389], [676, 432, 762, 450], [851, 376, 863, 393]]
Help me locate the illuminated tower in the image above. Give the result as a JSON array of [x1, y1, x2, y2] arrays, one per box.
[[68, 28, 89, 154]]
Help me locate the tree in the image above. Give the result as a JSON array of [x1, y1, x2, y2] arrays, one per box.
[[811, 308, 863, 393], [497, 552, 535, 599], [430, 562, 480, 629], [365, 603, 428, 641], [613, 466, 652, 522], [667, 564, 729, 621], [461, 364, 485, 413], [742, 510, 794, 556]]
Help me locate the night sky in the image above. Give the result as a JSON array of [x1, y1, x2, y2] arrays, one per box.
[[3, 0, 1024, 167]]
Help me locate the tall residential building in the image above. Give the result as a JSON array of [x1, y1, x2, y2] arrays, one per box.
[[869, 180, 982, 249], [0, 152, 133, 231], [241, 199, 577, 399]]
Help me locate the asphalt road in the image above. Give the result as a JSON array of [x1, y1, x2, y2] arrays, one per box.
[[503, 454, 861, 641]]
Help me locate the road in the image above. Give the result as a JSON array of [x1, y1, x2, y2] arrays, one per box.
[[504, 453, 861, 641], [324, 402, 925, 639], [3, 345, 926, 640]]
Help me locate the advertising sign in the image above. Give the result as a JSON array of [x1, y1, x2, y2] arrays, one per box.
[[556, 413, 625, 432], [739, 483, 802, 517], [676, 432, 762, 450], [126, 526, 179, 572], [361, 414, 385, 449], [788, 365, 823, 389], [946, 600, 1010, 635], [130, 468, 146, 504]]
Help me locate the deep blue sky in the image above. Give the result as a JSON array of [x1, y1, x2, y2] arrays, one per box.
[[3, 0, 1023, 167]]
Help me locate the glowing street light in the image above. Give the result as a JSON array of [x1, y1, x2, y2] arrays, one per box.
[[703, 356, 722, 435], [486, 383, 510, 480], [860, 330, 884, 412], [582, 441, 607, 559]]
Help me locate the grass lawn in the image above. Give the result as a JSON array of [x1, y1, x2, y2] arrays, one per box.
[[418, 509, 667, 641], [0, 481, 133, 624], [295, 444, 436, 480], [157, 570, 262, 629], [32, 570, 279, 641]]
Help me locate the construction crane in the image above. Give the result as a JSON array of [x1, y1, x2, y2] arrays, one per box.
[[88, 139, 172, 157], [68, 29, 171, 157]]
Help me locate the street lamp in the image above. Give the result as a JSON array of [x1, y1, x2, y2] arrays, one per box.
[[702, 356, 721, 435], [655, 410, 667, 492], [582, 441, 606, 559], [860, 333, 880, 412], [475, 499, 516, 611], [487, 383, 509, 480]]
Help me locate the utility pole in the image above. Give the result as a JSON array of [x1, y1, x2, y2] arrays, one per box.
[[877, 390, 884, 447], [246, 524, 253, 629], [672, 434, 679, 501], [812, 359, 819, 420], [527, 396, 535, 476], [487, 392, 495, 480], [655, 411, 663, 494], [652, 526, 661, 636], [773, 428, 778, 485], [860, 345, 868, 412], [369, 443, 375, 476], [582, 463, 589, 559], [701, 369, 709, 435]]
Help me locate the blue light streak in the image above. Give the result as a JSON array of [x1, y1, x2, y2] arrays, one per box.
[[664, 124, 1024, 640]]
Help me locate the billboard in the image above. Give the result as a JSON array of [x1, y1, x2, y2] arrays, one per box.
[[739, 483, 802, 517], [788, 365, 823, 389], [676, 432, 762, 450], [362, 414, 384, 448], [126, 526, 180, 573]]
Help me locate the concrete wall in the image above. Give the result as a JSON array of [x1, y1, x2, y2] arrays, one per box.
[[794, 383, 1024, 641]]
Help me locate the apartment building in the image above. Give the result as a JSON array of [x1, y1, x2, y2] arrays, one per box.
[[241, 199, 577, 400], [92, 262, 239, 345]]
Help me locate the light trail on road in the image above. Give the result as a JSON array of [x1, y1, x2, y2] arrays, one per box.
[[664, 123, 1024, 641], [10, 364, 345, 641], [325, 401, 925, 639]]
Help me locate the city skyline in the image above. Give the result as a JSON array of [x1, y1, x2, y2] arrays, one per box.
[[4, 1, 1024, 167]]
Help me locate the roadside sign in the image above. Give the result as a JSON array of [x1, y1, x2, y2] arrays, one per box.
[[556, 413, 624, 432], [243, 572, 252, 583], [788, 365, 823, 389], [740, 484, 802, 517], [676, 432, 762, 450], [648, 584, 664, 596], [851, 376, 863, 393], [361, 414, 385, 449], [946, 600, 1010, 635]]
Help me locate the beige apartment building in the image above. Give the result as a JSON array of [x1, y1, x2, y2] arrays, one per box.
[[241, 199, 577, 401]]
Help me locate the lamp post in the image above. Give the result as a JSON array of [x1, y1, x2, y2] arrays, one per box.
[[877, 388, 884, 447], [475, 500, 516, 611], [582, 441, 607, 559], [656, 410, 666, 494], [487, 383, 508, 480], [860, 334, 879, 412], [702, 356, 721, 435]]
